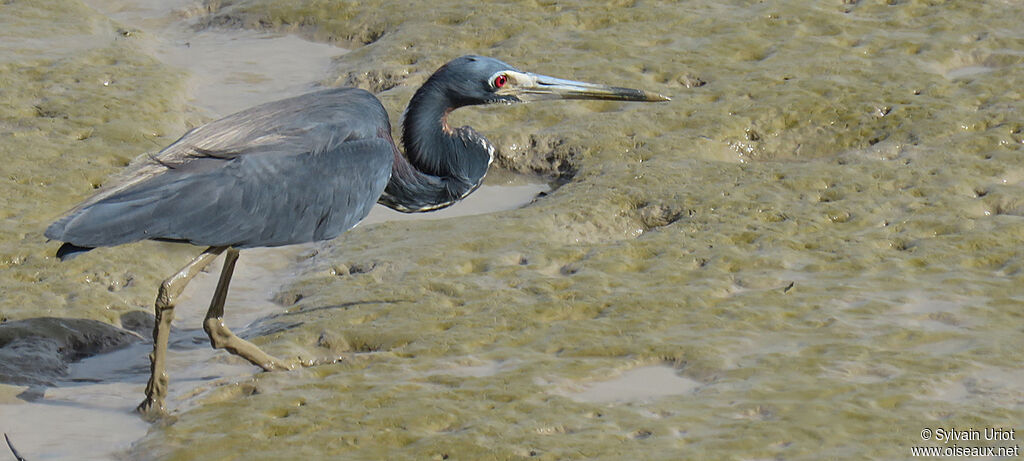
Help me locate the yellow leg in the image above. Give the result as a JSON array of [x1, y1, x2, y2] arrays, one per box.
[[137, 246, 226, 420], [203, 248, 291, 371]]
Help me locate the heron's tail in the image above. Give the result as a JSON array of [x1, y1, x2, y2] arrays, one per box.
[[43, 180, 171, 255], [54, 242, 94, 260], [45, 215, 97, 260]]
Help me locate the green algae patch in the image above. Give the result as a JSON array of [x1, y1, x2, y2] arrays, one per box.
[[0, 0, 196, 327]]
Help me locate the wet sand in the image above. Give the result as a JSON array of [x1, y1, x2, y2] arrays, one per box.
[[2, 0, 1024, 459], [1, 1, 549, 458], [0, 1, 336, 457], [0, 178, 547, 460]]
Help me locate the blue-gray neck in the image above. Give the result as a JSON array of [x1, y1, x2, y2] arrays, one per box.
[[378, 79, 494, 212]]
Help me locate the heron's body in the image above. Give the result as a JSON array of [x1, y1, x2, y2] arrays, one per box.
[[44, 55, 667, 419], [46, 88, 394, 251]]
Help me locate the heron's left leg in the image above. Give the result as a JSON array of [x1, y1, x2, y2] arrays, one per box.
[[138, 246, 225, 419], [202, 248, 291, 371]]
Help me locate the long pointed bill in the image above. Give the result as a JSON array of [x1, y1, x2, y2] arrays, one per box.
[[504, 71, 670, 102]]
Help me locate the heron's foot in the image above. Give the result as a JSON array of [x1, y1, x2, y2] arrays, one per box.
[[204, 318, 294, 372], [138, 351, 171, 421], [293, 355, 345, 368], [136, 395, 169, 422], [250, 354, 337, 373], [249, 349, 353, 371], [254, 352, 293, 372]]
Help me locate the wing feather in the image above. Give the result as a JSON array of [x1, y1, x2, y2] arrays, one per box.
[[49, 88, 387, 218], [46, 88, 395, 249]]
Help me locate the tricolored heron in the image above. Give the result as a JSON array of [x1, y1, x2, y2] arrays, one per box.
[[45, 55, 669, 418]]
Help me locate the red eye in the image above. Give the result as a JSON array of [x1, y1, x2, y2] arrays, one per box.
[[493, 74, 507, 88]]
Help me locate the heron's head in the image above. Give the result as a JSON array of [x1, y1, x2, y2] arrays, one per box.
[[428, 55, 669, 108]]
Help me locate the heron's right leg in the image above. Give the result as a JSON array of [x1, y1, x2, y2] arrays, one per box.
[[202, 248, 291, 371], [137, 246, 226, 420]]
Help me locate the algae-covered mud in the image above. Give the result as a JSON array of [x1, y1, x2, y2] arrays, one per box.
[[2, 0, 1023, 459]]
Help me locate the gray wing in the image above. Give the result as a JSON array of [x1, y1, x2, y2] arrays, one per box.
[[46, 88, 395, 249]]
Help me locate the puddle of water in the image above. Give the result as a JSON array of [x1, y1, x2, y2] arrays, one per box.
[[944, 66, 994, 81], [364, 169, 549, 225], [0, 257, 298, 460], [1, 2, 549, 459], [0, 383, 146, 461], [156, 29, 342, 116], [83, 0, 343, 116], [428, 358, 523, 378], [565, 365, 701, 404]]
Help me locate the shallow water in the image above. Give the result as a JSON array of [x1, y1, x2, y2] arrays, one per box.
[[564, 365, 701, 404], [2, 0, 1023, 459], [81, 0, 343, 115]]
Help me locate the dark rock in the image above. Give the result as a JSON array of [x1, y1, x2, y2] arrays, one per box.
[[0, 317, 142, 386], [119, 310, 156, 337]]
